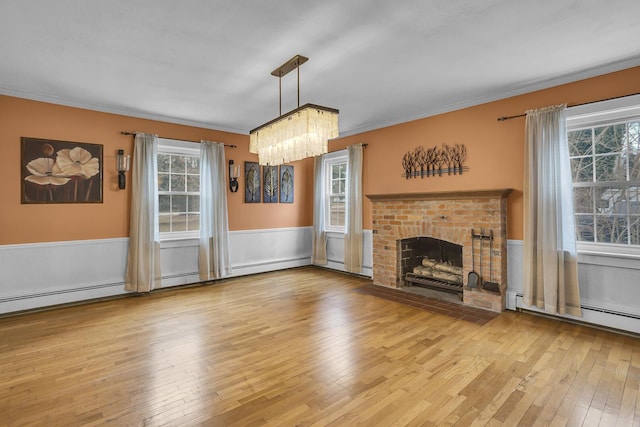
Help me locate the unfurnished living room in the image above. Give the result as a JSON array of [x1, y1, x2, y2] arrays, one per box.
[[1, 1, 640, 425]]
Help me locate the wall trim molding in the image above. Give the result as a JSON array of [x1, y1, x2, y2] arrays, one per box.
[[0, 281, 124, 303], [230, 226, 313, 236], [0, 237, 128, 250]]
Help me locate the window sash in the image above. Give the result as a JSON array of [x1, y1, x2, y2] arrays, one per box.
[[323, 152, 347, 232], [157, 139, 201, 239], [568, 116, 640, 247]]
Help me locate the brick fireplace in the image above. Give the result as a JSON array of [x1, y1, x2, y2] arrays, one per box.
[[366, 189, 512, 312]]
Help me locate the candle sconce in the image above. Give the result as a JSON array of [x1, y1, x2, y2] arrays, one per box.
[[229, 160, 239, 192]]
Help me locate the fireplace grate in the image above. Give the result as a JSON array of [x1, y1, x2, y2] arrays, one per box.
[[405, 272, 463, 294]]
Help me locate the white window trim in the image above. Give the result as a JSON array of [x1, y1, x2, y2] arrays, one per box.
[[566, 94, 640, 257], [323, 149, 348, 233], [566, 94, 640, 129], [157, 138, 200, 241], [157, 138, 200, 156]]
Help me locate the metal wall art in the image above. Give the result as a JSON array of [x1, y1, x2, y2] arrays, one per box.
[[244, 163, 294, 204], [263, 165, 279, 203], [279, 165, 294, 203], [244, 161, 261, 203], [401, 144, 467, 179]]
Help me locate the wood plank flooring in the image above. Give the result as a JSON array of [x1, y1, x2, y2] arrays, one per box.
[[1, 266, 639, 426]]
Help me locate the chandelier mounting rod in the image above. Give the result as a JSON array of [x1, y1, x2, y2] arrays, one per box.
[[271, 55, 308, 117]]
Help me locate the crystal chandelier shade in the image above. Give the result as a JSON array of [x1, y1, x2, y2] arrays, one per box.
[[249, 103, 338, 166], [249, 55, 339, 166]]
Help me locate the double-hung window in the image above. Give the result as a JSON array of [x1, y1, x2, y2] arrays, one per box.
[[157, 139, 200, 239], [567, 95, 640, 251], [323, 151, 348, 232]]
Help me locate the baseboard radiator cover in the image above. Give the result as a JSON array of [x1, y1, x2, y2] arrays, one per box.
[[515, 294, 640, 335]]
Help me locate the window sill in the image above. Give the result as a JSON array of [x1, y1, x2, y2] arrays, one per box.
[[577, 243, 640, 269], [325, 229, 345, 236], [159, 236, 199, 249]]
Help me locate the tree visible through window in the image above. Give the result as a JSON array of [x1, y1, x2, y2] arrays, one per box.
[[158, 152, 200, 234], [569, 119, 640, 245]]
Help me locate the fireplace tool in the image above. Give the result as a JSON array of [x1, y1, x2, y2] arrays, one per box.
[[468, 228, 479, 289], [483, 229, 500, 293], [479, 228, 484, 288]]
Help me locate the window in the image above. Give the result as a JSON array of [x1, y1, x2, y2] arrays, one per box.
[[157, 139, 200, 238], [323, 151, 347, 231], [567, 95, 640, 248]]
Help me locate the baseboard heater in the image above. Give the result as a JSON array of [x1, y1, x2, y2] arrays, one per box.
[[516, 293, 640, 320], [515, 293, 640, 335], [0, 282, 123, 303]]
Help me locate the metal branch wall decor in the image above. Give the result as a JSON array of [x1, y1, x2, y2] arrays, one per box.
[[401, 144, 468, 178]]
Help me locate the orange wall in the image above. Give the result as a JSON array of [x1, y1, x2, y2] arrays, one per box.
[[0, 96, 313, 245], [3, 66, 640, 245], [331, 66, 640, 240]]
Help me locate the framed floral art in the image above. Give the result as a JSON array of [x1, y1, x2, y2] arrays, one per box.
[[21, 137, 103, 204]]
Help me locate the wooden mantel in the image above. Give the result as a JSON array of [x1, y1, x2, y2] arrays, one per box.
[[366, 188, 513, 202]]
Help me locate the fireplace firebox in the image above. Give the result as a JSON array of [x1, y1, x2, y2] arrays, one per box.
[[398, 237, 463, 294]]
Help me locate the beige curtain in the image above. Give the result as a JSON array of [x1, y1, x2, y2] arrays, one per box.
[[125, 133, 161, 292], [523, 105, 581, 316], [198, 141, 231, 280], [344, 143, 363, 273], [312, 155, 327, 265]]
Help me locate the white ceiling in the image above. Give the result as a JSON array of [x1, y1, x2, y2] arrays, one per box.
[[2, 0, 640, 137]]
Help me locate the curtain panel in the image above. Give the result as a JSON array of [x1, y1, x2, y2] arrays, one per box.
[[344, 143, 363, 273], [523, 105, 581, 317], [198, 141, 231, 280], [125, 133, 161, 292], [312, 156, 328, 265]]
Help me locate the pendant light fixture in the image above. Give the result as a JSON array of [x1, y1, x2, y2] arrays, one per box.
[[249, 55, 339, 166]]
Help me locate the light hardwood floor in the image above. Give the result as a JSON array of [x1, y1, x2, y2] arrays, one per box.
[[1, 267, 639, 426]]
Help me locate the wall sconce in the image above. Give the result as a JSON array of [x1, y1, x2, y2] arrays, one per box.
[[229, 160, 239, 192], [116, 149, 130, 190]]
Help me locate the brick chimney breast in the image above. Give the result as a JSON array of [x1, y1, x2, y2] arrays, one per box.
[[367, 189, 512, 312]]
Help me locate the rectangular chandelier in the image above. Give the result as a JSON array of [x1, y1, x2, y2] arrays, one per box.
[[249, 103, 339, 166], [249, 55, 339, 166]]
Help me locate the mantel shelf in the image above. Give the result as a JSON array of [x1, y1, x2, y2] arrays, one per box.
[[366, 188, 513, 202]]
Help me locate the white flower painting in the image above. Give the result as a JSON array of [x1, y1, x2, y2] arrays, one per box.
[[21, 137, 103, 203]]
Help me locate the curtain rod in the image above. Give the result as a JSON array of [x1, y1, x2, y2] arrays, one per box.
[[497, 92, 640, 122], [120, 131, 237, 148], [329, 143, 368, 153]]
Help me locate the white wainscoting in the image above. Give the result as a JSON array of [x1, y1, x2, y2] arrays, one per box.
[[0, 238, 130, 314], [324, 230, 373, 277], [228, 227, 312, 277], [507, 239, 640, 334], [0, 227, 313, 315]]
